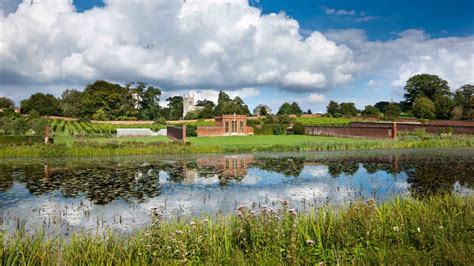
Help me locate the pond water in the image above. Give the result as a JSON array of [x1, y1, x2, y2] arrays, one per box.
[[0, 148, 473, 237]]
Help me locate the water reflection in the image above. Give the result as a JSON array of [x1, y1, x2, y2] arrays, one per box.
[[0, 149, 472, 236]]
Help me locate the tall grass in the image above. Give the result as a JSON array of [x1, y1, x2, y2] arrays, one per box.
[[0, 135, 473, 158], [2, 194, 472, 265]]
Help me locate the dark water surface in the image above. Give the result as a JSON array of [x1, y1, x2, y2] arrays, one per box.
[[0, 148, 472, 236]]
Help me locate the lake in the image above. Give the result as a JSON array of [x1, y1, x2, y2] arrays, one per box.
[[0, 148, 472, 237]]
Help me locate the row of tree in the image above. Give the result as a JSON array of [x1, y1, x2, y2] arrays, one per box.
[[326, 74, 473, 120], [2, 74, 472, 121]]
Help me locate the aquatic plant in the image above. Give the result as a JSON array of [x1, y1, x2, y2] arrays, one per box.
[[1, 194, 472, 265]]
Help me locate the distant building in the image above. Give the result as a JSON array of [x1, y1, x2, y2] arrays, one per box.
[[183, 93, 205, 118], [253, 104, 272, 116], [197, 114, 254, 137]]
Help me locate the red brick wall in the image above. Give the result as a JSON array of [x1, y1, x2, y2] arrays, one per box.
[[197, 126, 225, 137], [350, 121, 474, 135], [304, 126, 393, 139]]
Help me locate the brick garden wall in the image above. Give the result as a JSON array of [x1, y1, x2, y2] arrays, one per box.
[[197, 127, 225, 137], [304, 126, 393, 139]]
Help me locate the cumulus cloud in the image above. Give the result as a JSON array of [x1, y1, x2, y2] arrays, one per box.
[[325, 29, 474, 90], [0, 0, 355, 96], [308, 93, 326, 103]]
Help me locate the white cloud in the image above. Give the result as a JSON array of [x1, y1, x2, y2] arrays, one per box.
[[308, 93, 326, 103], [0, 0, 355, 96], [323, 7, 356, 16], [326, 29, 474, 90]]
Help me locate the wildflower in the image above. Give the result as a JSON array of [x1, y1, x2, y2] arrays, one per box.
[[237, 205, 246, 211], [203, 219, 209, 223], [189, 221, 196, 226], [393, 226, 399, 232], [417, 227, 421, 233], [175, 230, 183, 235], [439, 225, 444, 229], [289, 208, 297, 216], [306, 239, 315, 246], [281, 200, 289, 206]]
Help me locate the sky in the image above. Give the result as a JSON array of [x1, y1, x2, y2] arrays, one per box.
[[0, 0, 473, 113]]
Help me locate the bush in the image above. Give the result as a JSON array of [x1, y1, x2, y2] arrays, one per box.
[[412, 97, 436, 119], [254, 124, 274, 135], [185, 124, 197, 137], [292, 122, 305, 135]]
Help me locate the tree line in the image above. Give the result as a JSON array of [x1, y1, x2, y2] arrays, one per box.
[[326, 74, 473, 120], [1, 73, 472, 122]]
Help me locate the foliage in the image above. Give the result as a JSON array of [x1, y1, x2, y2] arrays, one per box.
[[277, 102, 303, 115], [434, 95, 454, 119], [384, 103, 401, 120], [292, 122, 305, 135], [403, 74, 451, 105], [0, 113, 47, 136], [60, 89, 85, 117], [453, 84, 474, 120], [326, 100, 341, 117], [450, 106, 463, 120], [2, 195, 473, 265], [213, 91, 251, 116], [195, 100, 216, 119], [185, 124, 197, 137], [413, 97, 436, 119], [20, 93, 62, 116], [339, 102, 358, 117], [294, 117, 352, 126], [128, 82, 162, 120], [361, 105, 381, 117], [0, 97, 14, 108]]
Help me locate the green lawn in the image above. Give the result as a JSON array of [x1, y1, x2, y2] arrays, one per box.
[[188, 135, 379, 147]]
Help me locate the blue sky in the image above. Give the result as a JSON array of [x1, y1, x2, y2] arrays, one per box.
[[1, 0, 473, 113]]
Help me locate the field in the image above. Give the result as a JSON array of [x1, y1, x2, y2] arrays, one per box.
[[49, 120, 163, 137], [294, 116, 352, 126], [2, 194, 472, 265]]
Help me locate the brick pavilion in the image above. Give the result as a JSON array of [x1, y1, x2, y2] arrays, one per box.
[[197, 114, 254, 137]]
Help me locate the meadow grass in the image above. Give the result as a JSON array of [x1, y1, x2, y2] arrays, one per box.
[[0, 135, 473, 158], [2, 194, 472, 265]]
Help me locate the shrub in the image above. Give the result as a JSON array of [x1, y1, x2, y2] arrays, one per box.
[[186, 124, 197, 137], [292, 122, 305, 135], [412, 97, 436, 119]]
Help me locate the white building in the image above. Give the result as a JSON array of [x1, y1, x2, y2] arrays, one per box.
[[183, 93, 204, 118]]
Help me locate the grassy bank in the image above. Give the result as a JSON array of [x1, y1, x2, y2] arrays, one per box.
[[0, 135, 473, 158], [2, 194, 472, 265]]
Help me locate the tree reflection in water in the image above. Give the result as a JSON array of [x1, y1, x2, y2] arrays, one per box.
[[0, 152, 472, 203]]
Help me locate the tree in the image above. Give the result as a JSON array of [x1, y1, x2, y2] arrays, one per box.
[[20, 93, 62, 116], [165, 96, 184, 120], [403, 74, 450, 106], [326, 101, 340, 117], [361, 105, 381, 117], [339, 102, 358, 117], [412, 97, 436, 119], [384, 103, 401, 120], [60, 89, 84, 117], [374, 101, 390, 113], [259, 106, 268, 116], [434, 95, 453, 119], [196, 100, 215, 119], [306, 109, 312, 114], [277, 102, 303, 115], [130, 82, 162, 120], [453, 84, 474, 120], [213, 91, 250, 116], [0, 97, 14, 108], [82, 80, 136, 120]]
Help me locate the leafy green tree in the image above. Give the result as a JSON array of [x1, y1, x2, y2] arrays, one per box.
[[434, 95, 453, 119], [384, 103, 401, 120], [374, 101, 390, 113], [306, 109, 312, 114], [326, 101, 340, 117], [20, 93, 62, 116], [165, 96, 183, 120], [0, 97, 14, 108], [60, 89, 85, 118], [451, 106, 463, 120], [129, 82, 162, 120], [339, 102, 358, 117], [412, 97, 436, 119], [196, 100, 215, 119], [453, 84, 473, 120], [403, 74, 451, 105], [83, 80, 136, 120], [92, 108, 108, 121], [259, 106, 268, 116], [213, 91, 250, 116], [277, 102, 303, 115], [292, 122, 305, 135], [361, 105, 381, 117]]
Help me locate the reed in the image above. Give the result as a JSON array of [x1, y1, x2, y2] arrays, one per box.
[[0, 135, 473, 158], [2, 194, 472, 265]]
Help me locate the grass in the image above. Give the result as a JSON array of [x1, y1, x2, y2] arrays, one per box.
[[295, 116, 352, 126], [0, 135, 473, 158], [2, 194, 472, 265]]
